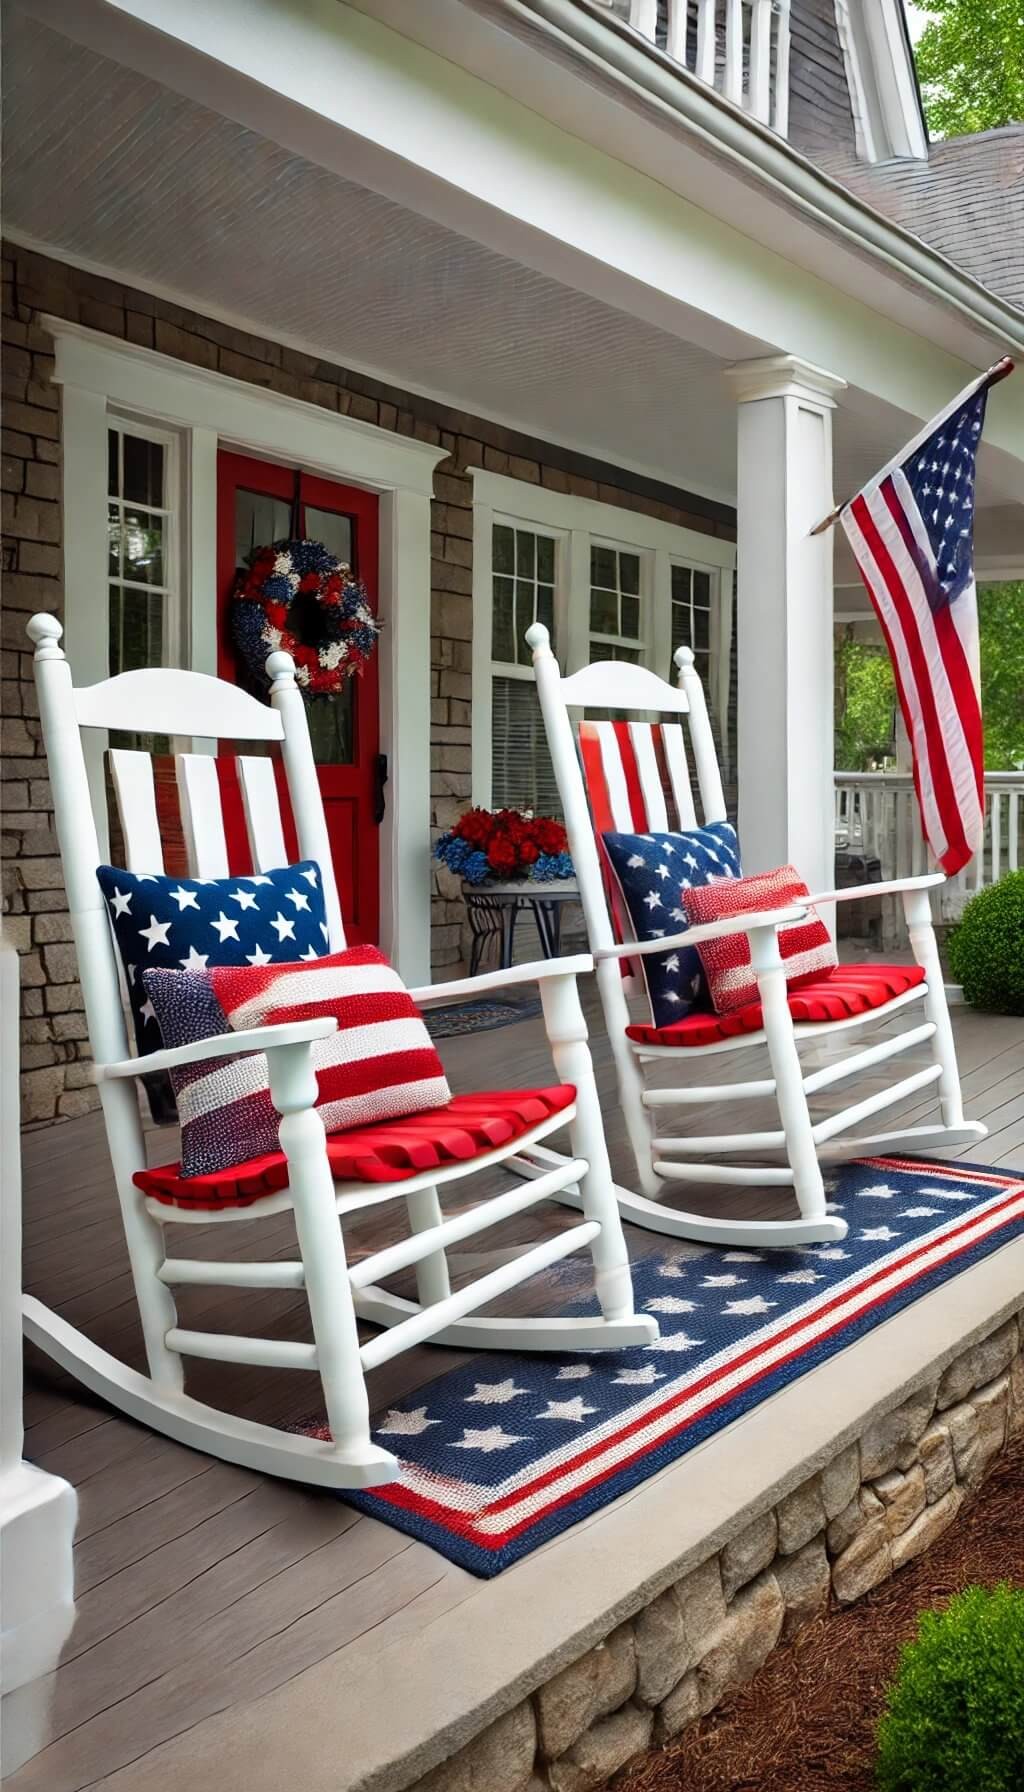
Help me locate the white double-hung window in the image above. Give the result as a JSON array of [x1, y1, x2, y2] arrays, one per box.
[[471, 472, 736, 814]]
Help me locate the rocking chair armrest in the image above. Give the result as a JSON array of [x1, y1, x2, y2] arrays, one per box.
[[592, 906, 808, 962], [408, 955, 595, 1008], [94, 1016, 338, 1082], [804, 874, 945, 907]]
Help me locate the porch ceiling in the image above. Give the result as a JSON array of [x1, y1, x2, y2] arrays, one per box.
[[3, 9, 1022, 557]]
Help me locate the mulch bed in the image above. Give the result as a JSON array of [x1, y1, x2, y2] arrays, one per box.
[[620, 1436, 1024, 1792]]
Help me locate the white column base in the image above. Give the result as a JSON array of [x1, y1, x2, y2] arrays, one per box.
[[0, 1461, 78, 1776]]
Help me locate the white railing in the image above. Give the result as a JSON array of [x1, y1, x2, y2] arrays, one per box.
[[835, 773, 1024, 924], [593, 0, 791, 134]]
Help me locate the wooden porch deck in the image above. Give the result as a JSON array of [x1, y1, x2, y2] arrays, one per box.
[[13, 989, 1024, 1792]]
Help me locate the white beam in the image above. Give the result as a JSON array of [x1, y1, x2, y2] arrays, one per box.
[[726, 355, 846, 899]]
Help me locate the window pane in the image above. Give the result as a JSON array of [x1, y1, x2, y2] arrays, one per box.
[[536, 585, 554, 638], [619, 553, 640, 595], [693, 570, 712, 606], [305, 505, 353, 567], [671, 564, 691, 602], [694, 605, 711, 652], [492, 575, 515, 662], [590, 588, 618, 634], [122, 434, 164, 508], [590, 543, 616, 589], [515, 578, 535, 660], [123, 512, 164, 586], [621, 594, 640, 639], [108, 430, 119, 498], [235, 490, 292, 570], [493, 523, 514, 575], [515, 530, 535, 577], [671, 603, 690, 654], [108, 505, 122, 577], [536, 534, 555, 582]]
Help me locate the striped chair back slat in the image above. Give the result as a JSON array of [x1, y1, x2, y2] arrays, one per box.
[[176, 754, 231, 879], [108, 749, 331, 933], [578, 720, 703, 839], [237, 755, 290, 871], [108, 750, 166, 874]]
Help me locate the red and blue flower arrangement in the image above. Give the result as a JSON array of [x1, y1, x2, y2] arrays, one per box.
[[231, 538, 380, 695], [435, 807, 573, 885]]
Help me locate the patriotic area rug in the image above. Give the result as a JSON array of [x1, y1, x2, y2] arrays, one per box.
[[304, 1156, 1024, 1576]]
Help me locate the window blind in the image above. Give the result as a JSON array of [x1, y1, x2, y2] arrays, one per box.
[[491, 675, 563, 818]]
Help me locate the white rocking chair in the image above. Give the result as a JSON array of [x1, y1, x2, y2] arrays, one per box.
[[526, 622, 986, 1249], [24, 613, 656, 1492]]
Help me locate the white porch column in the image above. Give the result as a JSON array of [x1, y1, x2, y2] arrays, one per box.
[[724, 355, 847, 897]]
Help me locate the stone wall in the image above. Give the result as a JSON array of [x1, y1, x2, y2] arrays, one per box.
[[407, 1310, 1024, 1792], [0, 242, 734, 1123]]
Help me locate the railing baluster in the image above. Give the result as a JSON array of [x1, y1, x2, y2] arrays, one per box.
[[696, 0, 717, 84], [991, 789, 1002, 884], [665, 0, 688, 65], [749, 0, 773, 123], [1009, 785, 1020, 873], [628, 0, 659, 42], [724, 0, 744, 105], [772, 0, 792, 136]]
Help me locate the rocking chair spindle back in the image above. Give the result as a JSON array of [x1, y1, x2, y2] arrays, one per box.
[[24, 613, 656, 1492]]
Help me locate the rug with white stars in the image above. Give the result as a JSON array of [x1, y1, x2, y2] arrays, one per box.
[[304, 1154, 1024, 1574]]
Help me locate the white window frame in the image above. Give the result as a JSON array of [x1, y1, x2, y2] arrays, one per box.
[[471, 470, 736, 807], [46, 317, 445, 984]]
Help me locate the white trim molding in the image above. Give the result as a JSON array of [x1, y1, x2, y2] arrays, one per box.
[[834, 0, 929, 165], [45, 317, 446, 983], [469, 469, 736, 808]]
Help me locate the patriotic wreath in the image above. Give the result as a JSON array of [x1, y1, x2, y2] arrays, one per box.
[[230, 538, 380, 695]]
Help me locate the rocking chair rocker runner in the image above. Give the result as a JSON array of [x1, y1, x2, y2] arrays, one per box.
[[24, 613, 656, 1493], [526, 622, 985, 1249]]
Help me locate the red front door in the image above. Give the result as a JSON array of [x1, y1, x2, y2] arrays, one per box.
[[217, 450, 380, 943]]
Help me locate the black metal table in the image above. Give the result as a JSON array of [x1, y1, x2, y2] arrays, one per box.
[[463, 880, 581, 974]]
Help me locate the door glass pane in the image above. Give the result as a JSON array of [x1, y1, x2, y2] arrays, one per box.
[[235, 490, 291, 568], [306, 687, 354, 764], [305, 505, 353, 566]]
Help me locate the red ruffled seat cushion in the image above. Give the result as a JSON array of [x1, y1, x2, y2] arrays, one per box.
[[134, 1085, 576, 1211], [626, 964, 926, 1049]]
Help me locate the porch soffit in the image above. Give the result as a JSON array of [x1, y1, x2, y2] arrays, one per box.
[[12, 0, 1024, 481], [6, 10, 1024, 527]]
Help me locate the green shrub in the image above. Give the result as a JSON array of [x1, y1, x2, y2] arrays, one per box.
[[876, 1584, 1024, 1791], [947, 871, 1024, 1014]]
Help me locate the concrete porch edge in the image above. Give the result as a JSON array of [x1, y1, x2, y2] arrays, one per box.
[[91, 1224, 1024, 1792]]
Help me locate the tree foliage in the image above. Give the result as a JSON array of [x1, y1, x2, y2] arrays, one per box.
[[912, 0, 1024, 138], [834, 582, 1024, 772]]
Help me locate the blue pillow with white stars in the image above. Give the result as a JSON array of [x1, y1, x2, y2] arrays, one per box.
[[602, 821, 741, 1028], [96, 861, 330, 1068]]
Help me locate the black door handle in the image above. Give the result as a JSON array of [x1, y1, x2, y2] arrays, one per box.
[[372, 753, 389, 825]]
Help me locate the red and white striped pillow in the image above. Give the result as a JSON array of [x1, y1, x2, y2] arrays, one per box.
[[680, 865, 837, 1015], [142, 946, 451, 1178]]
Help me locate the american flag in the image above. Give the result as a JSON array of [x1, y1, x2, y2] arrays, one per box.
[[840, 358, 1013, 875]]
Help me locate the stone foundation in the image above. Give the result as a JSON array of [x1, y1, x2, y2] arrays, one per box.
[[408, 1310, 1024, 1792]]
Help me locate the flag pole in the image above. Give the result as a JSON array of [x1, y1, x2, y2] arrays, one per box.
[[808, 356, 1015, 537]]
